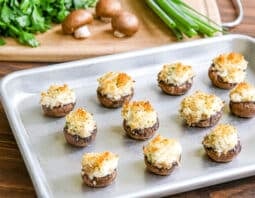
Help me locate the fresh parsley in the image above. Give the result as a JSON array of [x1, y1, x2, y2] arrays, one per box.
[[0, 0, 98, 47]]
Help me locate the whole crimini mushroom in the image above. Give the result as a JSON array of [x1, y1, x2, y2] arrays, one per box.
[[111, 11, 139, 38], [96, 0, 122, 22], [62, 10, 93, 39]]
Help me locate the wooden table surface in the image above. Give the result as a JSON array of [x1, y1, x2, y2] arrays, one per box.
[[0, 0, 255, 197]]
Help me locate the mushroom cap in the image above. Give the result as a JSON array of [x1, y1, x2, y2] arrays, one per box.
[[62, 10, 93, 34], [111, 11, 139, 36], [96, 0, 122, 18]]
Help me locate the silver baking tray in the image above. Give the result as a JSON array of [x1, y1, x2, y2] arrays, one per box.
[[1, 34, 255, 198]]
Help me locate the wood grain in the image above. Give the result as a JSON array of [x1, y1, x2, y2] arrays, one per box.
[[0, 0, 255, 197], [0, 0, 220, 62]]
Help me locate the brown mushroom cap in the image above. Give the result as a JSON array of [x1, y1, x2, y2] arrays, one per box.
[[62, 10, 93, 34], [96, 0, 122, 18], [111, 11, 139, 36]]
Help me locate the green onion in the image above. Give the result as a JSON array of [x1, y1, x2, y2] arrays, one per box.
[[145, 0, 225, 40], [0, 37, 5, 46], [146, 0, 176, 28], [145, 0, 183, 40], [179, 4, 223, 34], [175, 20, 197, 38], [174, 0, 226, 32], [157, 0, 199, 30]]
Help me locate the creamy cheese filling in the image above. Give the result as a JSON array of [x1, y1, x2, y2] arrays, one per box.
[[158, 62, 195, 86], [81, 152, 119, 179], [65, 108, 96, 138], [212, 53, 248, 84], [98, 72, 134, 100], [124, 111, 157, 130], [144, 135, 182, 169], [180, 91, 224, 126], [203, 124, 238, 154], [230, 82, 255, 102], [40, 84, 76, 108], [122, 101, 157, 130], [212, 63, 246, 83]]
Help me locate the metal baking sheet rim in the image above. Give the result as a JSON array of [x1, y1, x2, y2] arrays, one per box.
[[1, 34, 255, 198]]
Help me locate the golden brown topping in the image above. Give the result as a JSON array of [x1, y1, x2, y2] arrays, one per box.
[[181, 91, 222, 110], [143, 134, 182, 168], [180, 91, 224, 125], [158, 62, 195, 85], [123, 100, 154, 113], [65, 108, 96, 138], [40, 84, 76, 108], [211, 124, 237, 136], [143, 135, 179, 153], [97, 72, 134, 100], [82, 151, 119, 172], [212, 52, 248, 84], [121, 100, 157, 130], [116, 73, 132, 87], [41, 84, 70, 97], [203, 124, 238, 154], [98, 72, 133, 88], [215, 52, 244, 65], [230, 82, 255, 102], [166, 62, 192, 74], [96, 152, 110, 165], [232, 82, 254, 92], [66, 107, 91, 122]]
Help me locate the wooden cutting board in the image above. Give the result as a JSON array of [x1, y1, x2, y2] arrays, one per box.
[[0, 0, 221, 62]]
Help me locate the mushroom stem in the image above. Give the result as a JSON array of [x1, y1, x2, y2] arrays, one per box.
[[74, 25, 91, 39], [113, 30, 126, 38]]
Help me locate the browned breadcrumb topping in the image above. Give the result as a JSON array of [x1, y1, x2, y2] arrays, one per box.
[[214, 52, 244, 65], [180, 91, 224, 125], [41, 84, 70, 97], [67, 108, 90, 121], [98, 72, 133, 88], [232, 82, 254, 92], [211, 124, 237, 136], [82, 152, 118, 171], [202, 124, 238, 154], [143, 135, 173, 153], [95, 152, 111, 165], [182, 91, 220, 110], [167, 62, 192, 75], [123, 100, 154, 112], [117, 73, 132, 87]]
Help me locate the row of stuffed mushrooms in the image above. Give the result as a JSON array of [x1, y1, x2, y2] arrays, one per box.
[[38, 52, 254, 187]]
